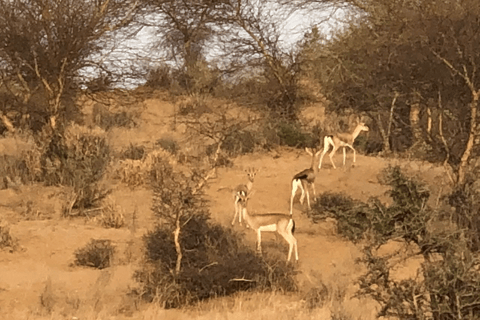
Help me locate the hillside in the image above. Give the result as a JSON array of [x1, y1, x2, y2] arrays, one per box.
[[0, 94, 450, 319]]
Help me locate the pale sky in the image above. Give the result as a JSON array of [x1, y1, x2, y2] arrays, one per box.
[[89, 4, 345, 89]]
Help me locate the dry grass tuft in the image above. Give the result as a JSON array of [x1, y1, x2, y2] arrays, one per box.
[[115, 148, 177, 187], [97, 196, 125, 229], [0, 219, 18, 251]]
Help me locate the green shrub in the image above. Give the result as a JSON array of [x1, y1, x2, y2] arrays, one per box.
[[74, 239, 115, 269], [134, 213, 297, 308]]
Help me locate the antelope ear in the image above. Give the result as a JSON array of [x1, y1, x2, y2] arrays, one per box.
[[305, 147, 312, 155]]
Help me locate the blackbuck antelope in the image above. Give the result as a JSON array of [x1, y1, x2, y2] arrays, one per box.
[[232, 167, 258, 226], [238, 191, 298, 262], [318, 123, 369, 169], [290, 147, 322, 215]]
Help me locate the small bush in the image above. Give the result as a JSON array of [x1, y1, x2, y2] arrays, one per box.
[[135, 213, 297, 308], [0, 221, 18, 251], [310, 166, 432, 244], [304, 283, 330, 309], [97, 197, 125, 229], [145, 64, 173, 89], [156, 137, 179, 155], [42, 125, 111, 214], [176, 94, 211, 116], [0, 149, 42, 188], [120, 143, 146, 161], [93, 104, 137, 130], [115, 148, 177, 187], [74, 239, 115, 269]]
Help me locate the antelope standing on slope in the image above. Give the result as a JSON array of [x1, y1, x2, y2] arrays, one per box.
[[318, 123, 369, 169], [232, 167, 258, 226], [290, 147, 322, 215], [238, 191, 298, 262]]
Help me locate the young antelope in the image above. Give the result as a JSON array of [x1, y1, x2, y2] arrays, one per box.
[[232, 167, 258, 226], [290, 147, 321, 215]]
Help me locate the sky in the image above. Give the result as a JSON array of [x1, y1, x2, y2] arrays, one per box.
[[92, 3, 346, 89]]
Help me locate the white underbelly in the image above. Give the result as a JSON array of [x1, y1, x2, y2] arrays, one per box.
[[259, 224, 277, 232]]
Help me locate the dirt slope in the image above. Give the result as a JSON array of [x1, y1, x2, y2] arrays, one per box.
[[0, 96, 450, 318]]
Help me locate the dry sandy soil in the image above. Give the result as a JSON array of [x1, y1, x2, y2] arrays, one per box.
[[0, 94, 450, 319]]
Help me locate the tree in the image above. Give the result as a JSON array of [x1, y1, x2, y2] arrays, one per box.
[[0, 0, 138, 131], [298, 0, 480, 186], [138, 0, 228, 93], [214, 0, 302, 119]]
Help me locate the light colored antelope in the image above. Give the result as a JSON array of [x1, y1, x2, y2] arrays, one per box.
[[318, 123, 369, 169], [232, 167, 258, 226], [290, 147, 322, 215], [238, 191, 298, 262]]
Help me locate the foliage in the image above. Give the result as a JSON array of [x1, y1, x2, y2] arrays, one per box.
[[176, 94, 211, 116], [145, 63, 173, 90], [299, 0, 480, 169], [310, 166, 432, 245], [275, 120, 316, 148], [92, 104, 137, 131], [309, 192, 371, 242], [0, 0, 138, 130], [221, 129, 257, 156], [115, 148, 177, 187], [135, 213, 297, 308], [314, 165, 480, 319], [444, 172, 480, 252], [119, 143, 146, 161], [74, 239, 115, 269], [42, 124, 111, 214]]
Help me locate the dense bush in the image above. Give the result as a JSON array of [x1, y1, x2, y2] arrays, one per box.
[[42, 124, 111, 214], [275, 120, 315, 148], [310, 166, 432, 244], [134, 213, 297, 308], [309, 192, 372, 242], [311, 165, 480, 319], [74, 239, 115, 269]]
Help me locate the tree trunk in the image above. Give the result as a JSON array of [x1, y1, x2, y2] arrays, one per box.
[[0, 113, 15, 133], [373, 113, 391, 154], [409, 101, 423, 147], [457, 91, 479, 186], [174, 217, 182, 276]]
